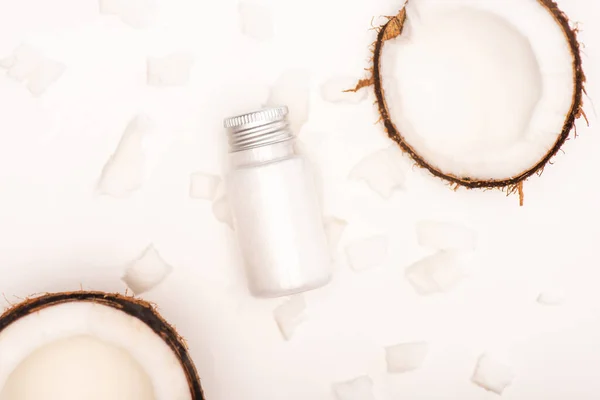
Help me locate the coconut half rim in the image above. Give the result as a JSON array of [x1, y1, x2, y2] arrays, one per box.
[[0, 291, 204, 400], [354, 0, 586, 204]]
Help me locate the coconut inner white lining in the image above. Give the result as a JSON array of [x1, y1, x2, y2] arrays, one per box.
[[0, 302, 191, 400], [380, 0, 574, 180]]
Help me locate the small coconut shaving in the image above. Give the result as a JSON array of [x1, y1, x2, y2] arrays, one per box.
[[273, 295, 306, 341], [189, 172, 221, 201], [324, 216, 348, 251], [345, 235, 388, 271], [349, 146, 406, 199], [147, 53, 194, 86], [320, 76, 367, 104], [385, 341, 429, 373], [405, 250, 465, 295], [0, 44, 65, 96], [471, 354, 515, 395], [211, 181, 234, 229], [212, 196, 233, 229], [121, 244, 173, 295], [416, 220, 477, 251], [99, 0, 155, 28], [238, 2, 273, 41], [266, 69, 310, 135], [537, 290, 565, 306], [332, 376, 377, 400], [97, 115, 155, 198]]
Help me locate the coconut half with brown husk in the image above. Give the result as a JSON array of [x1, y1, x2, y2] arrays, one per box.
[[0, 291, 204, 400], [351, 0, 586, 205]]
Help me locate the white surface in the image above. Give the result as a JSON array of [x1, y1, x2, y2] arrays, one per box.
[[0, 0, 598, 399], [147, 52, 194, 86], [415, 220, 477, 251]]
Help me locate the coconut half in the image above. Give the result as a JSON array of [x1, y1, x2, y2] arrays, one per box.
[[352, 0, 585, 204], [0, 292, 204, 400]]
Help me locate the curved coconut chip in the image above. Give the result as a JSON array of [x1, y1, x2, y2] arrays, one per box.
[[0, 291, 204, 399], [350, 0, 586, 205]]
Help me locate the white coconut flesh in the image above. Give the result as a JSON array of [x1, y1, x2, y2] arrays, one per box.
[[0, 302, 191, 400], [380, 0, 575, 180]]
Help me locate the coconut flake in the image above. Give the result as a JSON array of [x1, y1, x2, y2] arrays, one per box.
[[121, 244, 173, 295], [536, 290, 565, 306], [471, 354, 515, 395], [416, 220, 477, 251], [266, 69, 310, 135], [0, 44, 64, 95], [97, 115, 155, 198], [212, 196, 233, 229], [189, 172, 221, 201], [99, 0, 155, 28], [349, 146, 406, 199], [324, 216, 348, 251], [332, 376, 376, 400], [238, 2, 273, 41], [345, 235, 388, 271], [147, 53, 194, 86], [405, 250, 465, 295], [385, 342, 429, 373], [320, 76, 368, 104], [211, 181, 233, 229], [26, 58, 66, 96], [273, 295, 306, 340]]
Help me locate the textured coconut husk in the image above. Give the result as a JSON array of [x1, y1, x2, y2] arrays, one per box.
[[0, 291, 205, 400], [350, 0, 587, 206]]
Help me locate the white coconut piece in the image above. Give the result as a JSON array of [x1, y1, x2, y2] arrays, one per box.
[[238, 2, 273, 41], [332, 376, 377, 400], [121, 244, 173, 295], [416, 220, 477, 251], [147, 53, 194, 86], [0, 301, 191, 400], [349, 146, 406, 199], [345, 235, 388, 271], [537, 290, 565, 306], [385, 341, 429, 373], [212, 196, 233, 229], [320, 76, 368, 104], [266, 69, 310, 135], [471, 354, 515, 395], [380, 0, 576, 181], [324, 216, 348, 251], [273, 295, 306, 340], [26, 58, 66, 96], [405, 250, 465, 295], [97, 115, 155, 198], [189, 172, 221, 201], [99, 0, 155, 28], [0, 44, 65, 95], [2, 44, 43, 81]]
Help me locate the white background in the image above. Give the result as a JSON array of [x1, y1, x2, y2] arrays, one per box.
[[0, 0, 599, 399]]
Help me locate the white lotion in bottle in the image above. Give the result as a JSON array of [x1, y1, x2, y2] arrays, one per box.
[[224, 106, 332, 298]]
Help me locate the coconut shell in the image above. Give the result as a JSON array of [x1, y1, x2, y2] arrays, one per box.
[[354, 0, 586, 205], [0, 291, 205, 400]]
